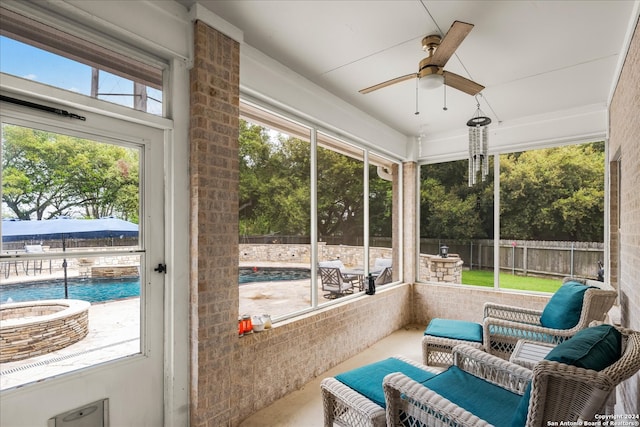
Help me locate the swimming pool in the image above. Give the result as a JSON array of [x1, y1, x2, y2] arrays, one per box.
[[0, 267, 311, 303], [0, 278, 140, 304], [238, 267, 310, 284]]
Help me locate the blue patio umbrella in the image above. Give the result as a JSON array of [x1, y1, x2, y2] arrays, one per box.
[[1, 216, 138, 242], [1, 217, 138, 298]]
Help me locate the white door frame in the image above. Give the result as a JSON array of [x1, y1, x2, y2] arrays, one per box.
[[0, 98, 168, 426]]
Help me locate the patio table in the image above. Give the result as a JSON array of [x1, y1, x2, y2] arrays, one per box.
[[342, 268, 382, 291]]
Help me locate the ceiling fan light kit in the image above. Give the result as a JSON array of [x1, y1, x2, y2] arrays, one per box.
[[420, 73, 444, 90]]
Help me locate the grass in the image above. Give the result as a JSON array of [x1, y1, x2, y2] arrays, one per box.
[[462, 269, 563, 293]]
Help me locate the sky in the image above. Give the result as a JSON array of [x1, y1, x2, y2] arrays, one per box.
[[0, 36, 161, 114]]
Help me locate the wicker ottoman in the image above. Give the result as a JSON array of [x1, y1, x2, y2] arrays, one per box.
[[422, 318, 484, 367], [320, 355, 441, 427]]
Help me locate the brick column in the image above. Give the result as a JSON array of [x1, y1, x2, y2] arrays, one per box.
[[402, 162, 417, 283], [189, 21, 240, 427]]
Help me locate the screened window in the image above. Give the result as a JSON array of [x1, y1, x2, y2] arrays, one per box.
[[238, 101, 400, 321], [418, 142, 604, 292]]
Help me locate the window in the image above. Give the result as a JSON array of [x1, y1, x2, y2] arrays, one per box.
[[419, 158, 494, 286], [239, 105, 313, 317], [0, 122, 149, 390], [238, 101, 400, 321], [418, 142, 605, 292], [0, 7, 164, 115]]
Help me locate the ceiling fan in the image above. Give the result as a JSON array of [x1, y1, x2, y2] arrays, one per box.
[[359, 21, 484, 96]]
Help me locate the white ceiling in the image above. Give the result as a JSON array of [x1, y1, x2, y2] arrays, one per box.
[[181, 0, 637, 143]]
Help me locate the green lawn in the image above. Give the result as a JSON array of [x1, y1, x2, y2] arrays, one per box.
[[462, 270, 563, 293]]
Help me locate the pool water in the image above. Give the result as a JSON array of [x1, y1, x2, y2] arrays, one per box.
[[0, 278, 140, 304], [239, 267, 310, 284], [0, 268, 311, 303]]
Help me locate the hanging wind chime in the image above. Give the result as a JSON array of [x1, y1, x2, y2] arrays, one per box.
[[466, 100, 491, 186]]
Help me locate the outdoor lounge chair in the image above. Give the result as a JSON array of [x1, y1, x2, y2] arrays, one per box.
[[422, 276, 617, 365], [483, 276, 617, 359], [385, 324, 640, 427], [318, 260, 358, 299]]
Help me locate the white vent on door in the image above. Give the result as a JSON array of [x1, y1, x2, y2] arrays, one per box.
[[47, 398, 109, 427]]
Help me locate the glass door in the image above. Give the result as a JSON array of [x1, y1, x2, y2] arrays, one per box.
[[1, 107, 165, 425]]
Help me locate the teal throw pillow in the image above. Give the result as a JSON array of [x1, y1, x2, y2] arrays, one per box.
[[540, 281, 592, 329], [511, 324, 622, 427], [511, 325, 622, 427], [544, 324, 622, 370]]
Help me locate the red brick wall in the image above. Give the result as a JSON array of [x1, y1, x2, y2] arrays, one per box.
[[189, 20, 240, 427], [608, 17, 640, 414]]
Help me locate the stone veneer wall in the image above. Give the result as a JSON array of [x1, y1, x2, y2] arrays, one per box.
[[420, 255, 464, 283], [0, 300, 90, 363], [239, 243, 392, 267], [608, 18, 640, 415]]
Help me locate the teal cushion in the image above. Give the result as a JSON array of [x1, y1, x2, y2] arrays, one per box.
[[335, 357, 437, 408], [511, 324, 622, 427], [545, 324, 622, 370], [424, 318, 483, 343], [511, 383, 531, 427], [423, 366, 522, 427], [540, 281, 593, 329]]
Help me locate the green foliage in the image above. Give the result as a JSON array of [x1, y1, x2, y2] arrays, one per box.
[[420, 143, 603, 242], [238, 120, 392, 241], [499, 143, 604, 241], [239, 121, 311, 236], [420, 160, 493, 240], [2, 125, 139, 221]]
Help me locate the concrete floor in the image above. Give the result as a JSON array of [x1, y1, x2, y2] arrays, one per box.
[[238, 325, 428, 427]]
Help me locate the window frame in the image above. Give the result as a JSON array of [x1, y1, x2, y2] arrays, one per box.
[[239, 97, 403, 322], [417, 141, 606, 291]]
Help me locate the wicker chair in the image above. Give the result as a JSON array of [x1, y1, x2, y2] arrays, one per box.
[[385, 325, 640, 427], [321, 355, 441, 427], [484, 277, 617, 359], [318, 260, 358, 299]]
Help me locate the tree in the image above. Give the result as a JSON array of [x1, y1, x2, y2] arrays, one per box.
[[500, 143, 604, 241], [2, 125, 139, 221], [419, 160, 492, 240]]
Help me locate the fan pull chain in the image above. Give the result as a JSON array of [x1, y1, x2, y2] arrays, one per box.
[[414, 76, 420, 115], [443, 75, 448, 111]]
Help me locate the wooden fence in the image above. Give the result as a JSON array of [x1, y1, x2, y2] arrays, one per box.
[[420, 239, 604, 279]]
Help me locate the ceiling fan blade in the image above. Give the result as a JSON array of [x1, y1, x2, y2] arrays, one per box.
[[443, 71, 484, 96], [359, 73, 418, 94], [430, 21, 474, 67]]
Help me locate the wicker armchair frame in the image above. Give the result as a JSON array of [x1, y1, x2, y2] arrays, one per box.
[[320, 355, 441, 427], [483, 277, 617, 359], [384, 327, 640, 427]]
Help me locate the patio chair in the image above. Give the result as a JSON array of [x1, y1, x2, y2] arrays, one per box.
[[374, 266, 392, 286], [318, 260, 358, 299], [373, 257, 392, 271], [385, 324, 640, 427], [483, 276, 617, 359], [422, 277, 617, 365], [23, 244, 51, 275]]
